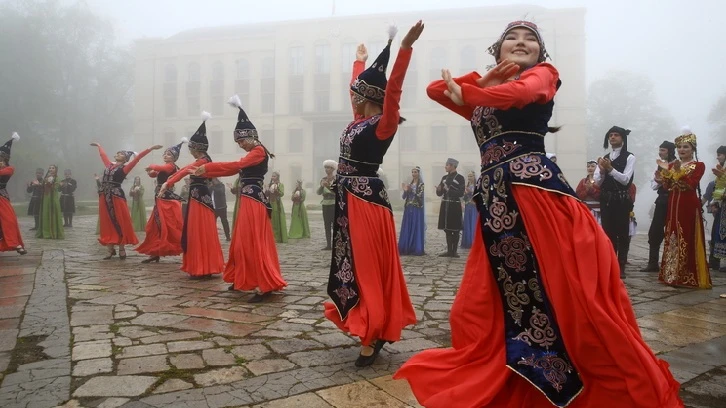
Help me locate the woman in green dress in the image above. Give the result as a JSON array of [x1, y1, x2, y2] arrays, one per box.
[[288, 179, 310, 239], [36, 164, 64, 239], [129, 176, 147, 232], [266, 171, 287, 243]]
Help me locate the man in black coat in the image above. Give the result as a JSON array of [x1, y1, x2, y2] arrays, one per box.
[[26, 168, 44, 231], [641, 141, 675, 271], [60, 169, 78, 227], [437, 158, 466, 257], [211, 178, 230, 241]]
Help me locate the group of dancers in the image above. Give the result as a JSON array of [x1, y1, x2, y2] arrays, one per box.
[[2, 17, 713, 407]]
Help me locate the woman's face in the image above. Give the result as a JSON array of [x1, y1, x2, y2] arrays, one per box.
[[499, 27, 540, 69], [467, 173, 475, 183], [677, 142, 694, 160], [134, 176, 141, 185], [271, 173, 279, 183], [162, 150, 174, 162], [411, 169, 420, 180], [586, 163, 596, 174], [48, 165, 57, 175], [237, 138, 254, 152], [115, 151, 127, 162]]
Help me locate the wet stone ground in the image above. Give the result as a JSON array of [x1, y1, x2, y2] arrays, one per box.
[[0, 212, 724, 408]]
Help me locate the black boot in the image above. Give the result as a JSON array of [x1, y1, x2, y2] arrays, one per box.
[[68, 214, 73, 228], [439, 233, 452, 257], [640, 246, 660, 272], [62, 215, 68, 227], [451, 232, 460, 258]]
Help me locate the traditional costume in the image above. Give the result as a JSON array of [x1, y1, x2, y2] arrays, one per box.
[[460, 171, 477, 249], [0, 133, 27, 254], [36, 166, 64, 240], [164, 112, 224, 277], [709, 146, 726, 266], [288, 180, 310, 239], [659, 128, 711, 288], [398, 167, 426, 255], [575, 161, 601, 224], [59, 170, 77, 227], [395, 20, 682, 408], [267, 172, 288, 243], [196, 95, 286, 301], [642, 141, 676, 271], [129, 178, 147, 232], [26, 168, 43, 231], [436, 158, 465, 257], [323, 26, 417, 366], [135, 139, 186, 262], [317, 160, 337, 249]]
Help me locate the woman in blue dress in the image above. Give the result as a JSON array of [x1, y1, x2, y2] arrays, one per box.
[[398, 166, 426, 255], [460, 170, 477, 249]]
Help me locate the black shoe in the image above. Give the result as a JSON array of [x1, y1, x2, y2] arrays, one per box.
[[451, 253, 460, 258], [226, 237, 231, 242], [228, 284, 236, 291], [103, 249, 117, 260], [16, 246, 27, 255], [322, 246, 332, 251], [640, 263, 659, 272], [438, 252, 452, 257], [29, 227, 37, 231], [119, 249, 127, 260], [355, 340, 386, 367], [248, 292, 270, 303], [141, 256, 160, 264]]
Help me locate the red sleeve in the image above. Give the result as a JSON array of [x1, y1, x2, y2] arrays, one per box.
[[147, 163, 175, 173], [575, 179, 587, 200], [123, 148, 152, 175], [97, 146, 111, 167], [375, 47, 412, 140], [203, 146, 267, 178], [350, 60, 366, 120], [166, 157, 206, 187], [683, 162, 705, 189], [148, 170, 159, 178], [0, 166, 14, 176], [591, 184, 601, 200], [426, 72, 481, 120], [460, 63, 559, 110]]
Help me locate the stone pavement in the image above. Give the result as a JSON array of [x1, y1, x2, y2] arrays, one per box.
[[0, 212, 724, 408]]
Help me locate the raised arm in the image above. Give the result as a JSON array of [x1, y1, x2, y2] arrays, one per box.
[[203, 146, 267, 178], [94, 145, 112, 167], [349, 47, 367, 120], [427, 72, 481, 119], [166, 157, 207, 187], [123, 148, 152, 174], [459, 63, 559, 110], [375, 47, 412, 140]]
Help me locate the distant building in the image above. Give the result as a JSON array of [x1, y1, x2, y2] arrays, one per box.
[[132, 5, 586, 211]]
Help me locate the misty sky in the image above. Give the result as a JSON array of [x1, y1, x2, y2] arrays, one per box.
[[81, 0, 723, 156]]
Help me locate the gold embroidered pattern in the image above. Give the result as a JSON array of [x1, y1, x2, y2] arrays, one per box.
[[513, 307, 557, 348], [518, 354, 574, 392], [509, 156, 553, 181]]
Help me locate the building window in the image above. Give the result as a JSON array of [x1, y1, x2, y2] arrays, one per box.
[[235, 58, 250, 109], [163, 64, 177, 118], [341, 42, 356, 73], [164, 130, 176, 148], [460, 45, 477, 72], [460, 125, 473, 150], [210, 128, 223, 154], [399, 126, 417, 152], [287, 128, 303, 153], [209, 61, 225, 116], [431, 124, 448, 151], [401, 55, 417, 109], [429, 47, 447, 81], [260, 57, 275, 114], [315, 43, 331, 74], [288, 163, 302, 190], [186, 62, 201, 116], [289, 46, 304, 76], [261, 128, 275, 154]]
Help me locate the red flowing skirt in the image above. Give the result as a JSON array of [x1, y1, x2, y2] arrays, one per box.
[[181, 200, 224, 276], [98, 196, 138, 246], [324, 194, 417, 347], [0, 197, 24, 251], [225, 197, 286, 292], [394, 186, 682, 408], [135, 198, 183, 257]]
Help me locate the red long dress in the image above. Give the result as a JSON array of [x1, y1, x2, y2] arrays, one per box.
[[165, 156, 224, 277], [0, 166, 25, 252], [201, 146, 286, 292], [659, 161, 711, 288], [322, 48, 417, 347], [135, 162, 183, 257], [394, 65, 682, 408], [97, 147, 151, 246]]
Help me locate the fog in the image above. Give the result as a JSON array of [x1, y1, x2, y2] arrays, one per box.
[[4, 0, 724, 232]]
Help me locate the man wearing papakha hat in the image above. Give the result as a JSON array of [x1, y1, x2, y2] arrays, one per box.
[[594, 125, 636, 277], [642, 140, 676, 272], [26, 167, 44, 231], [436, 157, 466, 257]]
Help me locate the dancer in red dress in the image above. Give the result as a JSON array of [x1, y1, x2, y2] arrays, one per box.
[[394, 21, 682, 408], [159, 112, 224, 277], [91, 142, 161, 260], [658, 127, 711, 288], [322, 22, 423, 367], [0, 133, 27, 255], [192, 95, 286, 302], [135, 138, 187, 263]]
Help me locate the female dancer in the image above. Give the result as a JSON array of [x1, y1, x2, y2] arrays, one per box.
[[658, 127, 711, 288], [288, 179, 310, 239], [158, 113, 224, 277], [460, 170, 477, 249], [129, 176, 147, 232], [395, 20, 682, 408], [92, 142, 160, 259], [135, 138, 186, 263], [323, 22, 423, 367], [576, 160, 602, 223], [398, 166, 425, 255], [36, 164, 64, 239], [267, 171, 288, 243], [191, 95, 286, 302], [0, 133, 27, 254]]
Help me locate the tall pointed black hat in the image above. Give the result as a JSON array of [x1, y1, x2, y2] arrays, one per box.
[[0, 133, 19, 163], [188, 111, 211, 152], [350, 26, 398, 105], [228, 95, 258, 141]]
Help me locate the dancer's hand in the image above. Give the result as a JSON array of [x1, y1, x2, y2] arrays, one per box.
[[150, 144, 163, 151], [476, 59, 520, 88], [401, 20, 424, 50], [673, 160, 681, 172], [442, 69, 464, 106], [356, 44, 368, 62], [656, 159, 669, 170], [157, 182, 168, 197], [90, 142, 100, 147]]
